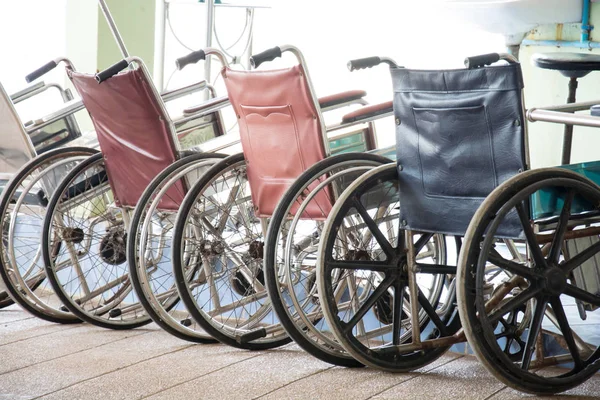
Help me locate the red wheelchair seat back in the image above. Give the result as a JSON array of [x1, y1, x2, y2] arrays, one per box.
[[69, 68, 184, 210], [222, 64, 332, 218]]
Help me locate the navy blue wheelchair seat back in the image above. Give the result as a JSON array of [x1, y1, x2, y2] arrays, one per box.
[[391, 63, 526, 237]]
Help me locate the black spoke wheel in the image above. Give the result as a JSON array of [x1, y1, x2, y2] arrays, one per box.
[[458, 168, 600, 395], [317, 163, 460, 372]]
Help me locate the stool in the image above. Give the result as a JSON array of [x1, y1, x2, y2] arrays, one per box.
[[532, 53, 600, 164]]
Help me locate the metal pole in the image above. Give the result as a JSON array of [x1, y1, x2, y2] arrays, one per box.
[[561, 77, 578, 165], [98, 0, 130, 58], [153, 0, 167, 90], [205, 0, 215, 93]]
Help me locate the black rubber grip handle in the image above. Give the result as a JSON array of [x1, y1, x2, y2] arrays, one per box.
[[25, 60, 58, 83], [176, 50, 206, 71], [96, 59, 130, 83], [347, 57, 382, 72], [464, 53, 500, 69], [250, 46, 282, 68]]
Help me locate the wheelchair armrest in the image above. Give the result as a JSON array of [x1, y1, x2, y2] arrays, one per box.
[[341, 101, 393, 124], [182, 96, 230, 116], [319, 90, 367, 111]]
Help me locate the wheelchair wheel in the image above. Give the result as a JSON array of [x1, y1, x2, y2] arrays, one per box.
[[317, 163, 460, 372], [0, 146, 98, 323], [128, 152, 226, 343], [42, 153, 151, 329], [264, 152, 391, 367], [173, 153, 291, 350], [458, 168, 600, 395]]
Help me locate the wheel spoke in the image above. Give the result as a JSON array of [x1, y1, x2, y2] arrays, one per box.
[[548, 191, 574, 264], [521, 296, 548, 370], [351, 198, 395, 257], [324, 260, 394, 273], [413, 233, 434, 255], [561, 240, 600, 274], [549, 297, 583, 369], [515, 202, 546, 269], [392, 281, 405, 346], [488, 287, 542, 323], [417, 287, 448, 336], [343, 275, 395, 333], [564, 284, 600, 307], [488, 250, 537, 279]]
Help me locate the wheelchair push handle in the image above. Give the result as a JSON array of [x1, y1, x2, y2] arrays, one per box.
[[250, 46, 282, 68], [176, 50, 206, 71], [96, 59, 130, 83], [464, 53, 500, 69], [347, 57, 382, 72], [25, 60, 59, 83]]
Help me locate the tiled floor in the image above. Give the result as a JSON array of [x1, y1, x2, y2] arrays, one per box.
[[1, 304, 599, 400]]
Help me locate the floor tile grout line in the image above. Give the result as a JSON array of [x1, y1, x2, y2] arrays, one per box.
[[252, 366, 335, 400], [364, 355, 466, 400], [0, 325, 82, 347], [0, 330, 151, 377], [484, 385, 509, 400], [138, 351, 266, 399], [31, 343, 197, 400], [0, 315, 37, 325]]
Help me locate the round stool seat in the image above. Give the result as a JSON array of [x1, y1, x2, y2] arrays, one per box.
[[532, 53, 600, 78]]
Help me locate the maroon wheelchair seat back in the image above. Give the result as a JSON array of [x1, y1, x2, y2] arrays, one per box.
[[69, 68, 184, 210], [222, 64, 332, 218]]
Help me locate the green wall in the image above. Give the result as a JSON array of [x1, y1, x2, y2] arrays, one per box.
[[96, 0, 156, 73]]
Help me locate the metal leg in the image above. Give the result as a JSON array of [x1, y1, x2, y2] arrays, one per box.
[[561, 77, 578, 165]]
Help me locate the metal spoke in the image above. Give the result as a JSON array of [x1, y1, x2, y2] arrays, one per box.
[[488, 287, 542, 323], [561, 240, 600, 274], [392, 281, 405, 346], [351, 198, 395, 257], [564, 284, 600, 307], [521, 296, 548, 370], [488, 251, 538, 279], [343, 275, 395, 333], [417, 287, 448, 336], [549, 297, 583, 369], [548, 191, 574, 264], [515, 202, 546, 269], [324, 260, 393, 273], [413, 233, 434, 255]]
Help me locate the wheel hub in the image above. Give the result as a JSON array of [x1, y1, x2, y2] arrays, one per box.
[[542, 267, 567, 296], [63, 227, 85, 244], [99, 228, 127, 265]]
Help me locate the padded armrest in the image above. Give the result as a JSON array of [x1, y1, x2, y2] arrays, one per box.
[[341, 101, 393, 124], [318, 90, 367, 110], [183, 96, 229, 116], [591, 105, 600, 117]]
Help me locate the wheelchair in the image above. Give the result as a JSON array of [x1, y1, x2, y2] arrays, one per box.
[[17, 56, 231, 329], [457, 53, 600, 394], [0, 75, 99, 316], [314, 52, 527, 372], [168, 45, 388, 349]]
